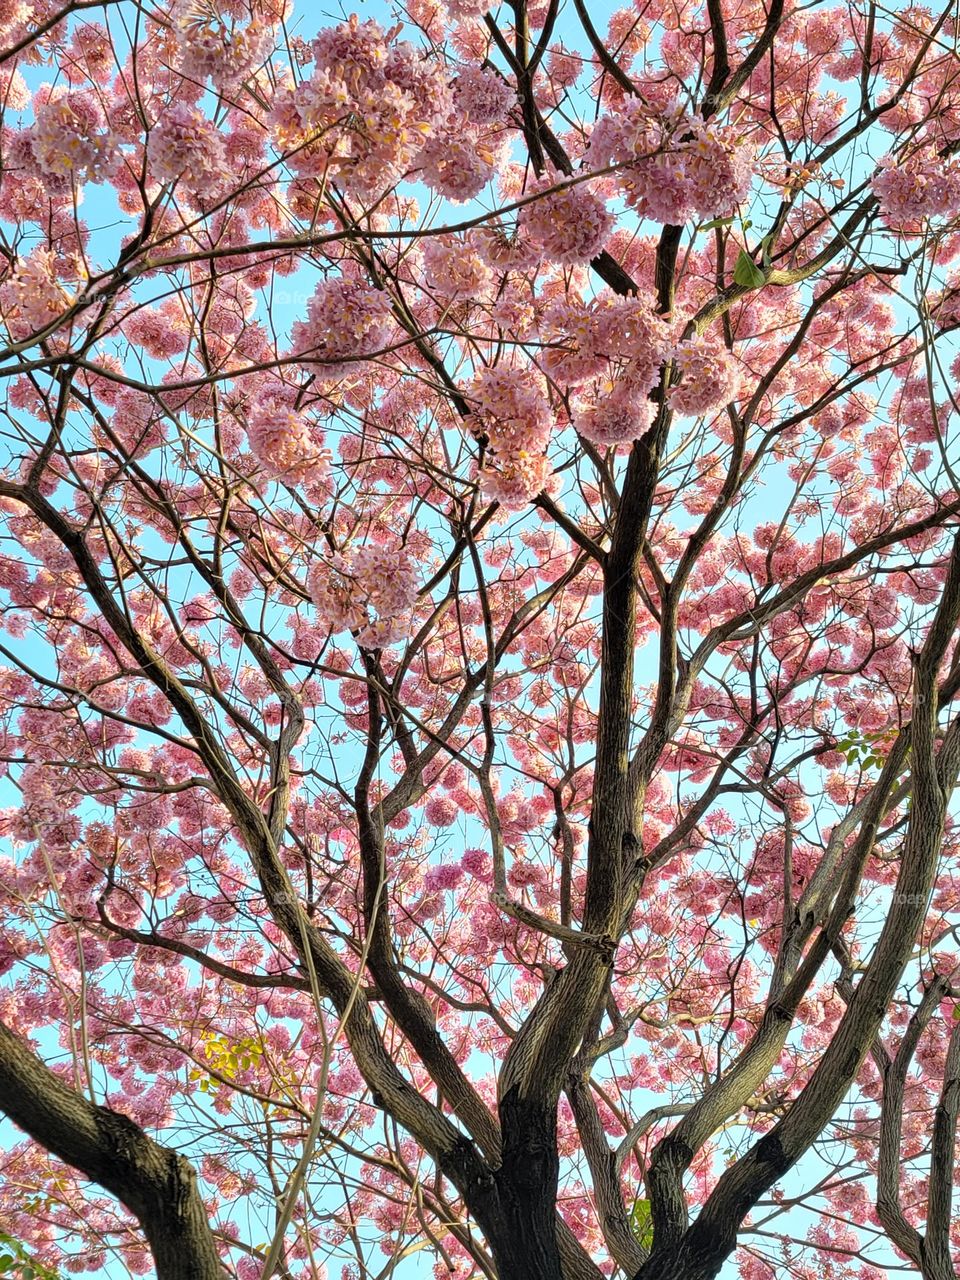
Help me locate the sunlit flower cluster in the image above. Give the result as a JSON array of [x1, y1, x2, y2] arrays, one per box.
[[171, 0, 276, 87], [246, 397, 330, 486], [668, 334, 739, 417], [422, 234, 494, 301], [873, 150, 960, 227], [518, 175, 612, 265], [467, 365, 554, 507], [147, 101, 229, 197], [291, 277, 394, 365], [451, 65, 514, 123], [589, 101, 754, 223], [274, 15, 450, 198], [29, 88, 112, 181], [309, 543, 420, 646], [0, 250, 77, 343]]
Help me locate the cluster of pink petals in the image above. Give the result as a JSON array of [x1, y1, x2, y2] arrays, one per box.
[[573, 383, 653, 445], [873, 150, 960, 227], [29, 87, 112, 181], [171, 0, 276, 87], [422, 234, 493, 300], [451, 66, 514, 124], [147, 102, 229, 198], [422, 860, 464, 890], [445, 0, 494, 19], [274, 15, 450, 198], [518, 175, 613, 265], [469, 365, 554, 508], [0, 0, 31, 43], [291, 277, 394, 365], [473, 225, 539, 271], [418, 129, 503, 203], [542, 296, 674, 447], [588, 101, 754, 223], [245, 397, 330, 486], [667, 334, 739, 417], [931, 274, 960, 330], [309, 543, 420, 647], [480, 452, 554, 508], [0, 249, 76, 343], [122, 302, 189, 361], [542, 296, 671, 390]]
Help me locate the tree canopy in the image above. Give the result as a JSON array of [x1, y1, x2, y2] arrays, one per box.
[[0, 2, 960, 1280]]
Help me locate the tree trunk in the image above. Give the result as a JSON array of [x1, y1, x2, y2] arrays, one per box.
[[0, 1023, 225, 1280], [491, 1087, 565, 1280]]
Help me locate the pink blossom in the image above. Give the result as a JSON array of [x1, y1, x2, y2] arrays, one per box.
[[171, 0, 274, 87], [461, 848, 489, 877], [518, 176, 612, 265], [30, 88, 111, 181], [574, 384, 653, 445], [452, 66, 514, 123], [0, 250, 76, 343], [122, 304, 188, 361], [589, 101, 754, 223], [873, 150, 960, 227], [423, 860, 463, 888], [419, 128, 500, 202], [547, 45, 583, 87], [276, 16, 451, 198], [245, 398, 331, 486], [422, 235, 493, 301], [309, 543, 420, 647], [291, 278, 394, 365], [668, 335, 739, 417], [147, 102, 229, 198]]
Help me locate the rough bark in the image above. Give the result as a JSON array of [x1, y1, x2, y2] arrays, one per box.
[[0, 1022, 225, 1280]]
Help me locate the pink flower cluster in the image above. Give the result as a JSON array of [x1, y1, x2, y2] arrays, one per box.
[[291, 277, 394, 365], [0, 250, 76, 343], [147, 102, 228, 199], [873, 151, 960, 227], [543, 297, 670, 389], [573, 383, 652, 445], [275, 15, 450, 198], [246, 397, 330, 486], [418, 130, 503, 203], [545, 298, 670, 448], [122, 303, 189, 361], [171, 0, 275, 88], [541, 296, 672, 446], [469, 366, 554, 508], [422, 234, 493, 301], [518, 175, 612, 265], [29, 88, 111, 182], [668, 335, 739, 417], [451, 66, 514, 124], [589, 101, 754, 223], [309, 543, 420, 647]]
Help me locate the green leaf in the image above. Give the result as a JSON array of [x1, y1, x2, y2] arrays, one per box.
[[700, 216, 734, 232], [0, 1257, 13, 1274], [734, 251, 765, 289], [629, 1197, 655, 1250]]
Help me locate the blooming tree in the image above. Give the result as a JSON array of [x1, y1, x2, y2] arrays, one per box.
[[2, 3, 960, 1280]]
